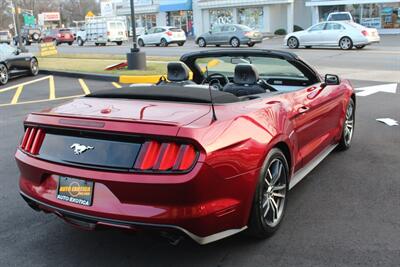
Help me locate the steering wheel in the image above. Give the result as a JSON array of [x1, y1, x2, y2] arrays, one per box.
[[258, 79, 278, 92], [202, 73, 230, 91]]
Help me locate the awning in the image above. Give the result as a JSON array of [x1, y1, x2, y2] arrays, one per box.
[[159, 0, 192, 12]]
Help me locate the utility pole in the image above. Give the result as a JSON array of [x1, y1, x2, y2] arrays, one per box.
[[10, 0, 25, 51], [7, 0, 17, 38], [126, 0, 146, 70]]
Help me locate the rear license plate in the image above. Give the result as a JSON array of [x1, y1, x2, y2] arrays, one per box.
[[57, 176, 94, 206]]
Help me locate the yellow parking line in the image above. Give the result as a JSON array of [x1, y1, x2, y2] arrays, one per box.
[[112, 82, 122, 88], [78, 79, 91, 95], [0, 94, 84, 108], [10, 85, 24, 104], [0, 75, 52, 93], [49, 76, 55, 99]]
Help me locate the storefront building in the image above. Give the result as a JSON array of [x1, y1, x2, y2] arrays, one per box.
[[160, 0, 194, 35], [192, 0, 311, 35], [306, 0, 400, 34]]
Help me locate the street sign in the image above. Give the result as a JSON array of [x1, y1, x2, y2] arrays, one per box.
[[23, 14, 35, 26]]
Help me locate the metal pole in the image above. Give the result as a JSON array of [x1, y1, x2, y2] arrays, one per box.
[[130, 0, 138, 52], [9, 0, 17, 38], [11, 0, 25, 51]]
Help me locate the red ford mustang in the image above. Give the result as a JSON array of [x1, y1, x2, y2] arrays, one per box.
[[16, 50, 356, 244]]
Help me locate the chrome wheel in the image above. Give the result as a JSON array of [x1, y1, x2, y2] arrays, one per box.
[[287, 37, 299, 49], [198, 38, 206, 47], [30, 58, 39, 76], [340, 37, 352, 50], [0, 64, 9, 85], [262, 158, 287, 227], [230, 38, 240, 47], [343, 100, 354, 146]]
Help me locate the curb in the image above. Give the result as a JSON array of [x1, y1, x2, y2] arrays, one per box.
[[39, 69, 119, 82]]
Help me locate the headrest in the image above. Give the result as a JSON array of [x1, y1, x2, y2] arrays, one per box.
[[233, 64, 259, 85], [167, 62, 190, 82]]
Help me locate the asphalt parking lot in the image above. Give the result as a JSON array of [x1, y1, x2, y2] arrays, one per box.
[[0, 73, 399, 266]]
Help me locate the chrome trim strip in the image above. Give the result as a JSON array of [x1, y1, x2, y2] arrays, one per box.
[[20, 191, 246, 245], [289, 144, 337, 190]]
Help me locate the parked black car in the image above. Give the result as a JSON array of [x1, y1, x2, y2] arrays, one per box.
[[0, 44, 39, 85], [13, 26, 42, 46]]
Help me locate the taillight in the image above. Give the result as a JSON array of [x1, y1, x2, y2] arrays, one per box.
[[20, 127, 45, 155], [134, 141, 198, 172], [57, 33, 61, 38], [166, 31, 173, 36], [362, 30, 368, 36], [244, 31, 252, 37]]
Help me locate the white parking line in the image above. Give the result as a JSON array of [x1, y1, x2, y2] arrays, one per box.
[[0, 75, 53, 93]]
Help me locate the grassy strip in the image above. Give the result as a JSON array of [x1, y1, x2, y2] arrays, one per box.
[[38, 57, 168, 75], [38, 53, 178, 62]]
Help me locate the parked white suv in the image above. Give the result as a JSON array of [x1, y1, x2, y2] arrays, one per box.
[[327, 12, 354, 22], [137, 26, 186, 47]]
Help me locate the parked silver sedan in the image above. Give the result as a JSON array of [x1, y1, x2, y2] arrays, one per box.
[[196, 24, 263, 48], [284, 21, 380, 50]]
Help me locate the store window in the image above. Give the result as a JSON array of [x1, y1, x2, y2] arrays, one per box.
[[237, 7, 264, 30], [209, 8, 234, 29], [318, 3, 400, 29], [168, 11, 193, 35]]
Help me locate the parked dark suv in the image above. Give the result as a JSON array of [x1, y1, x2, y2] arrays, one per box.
[[13, 26, 42, 46]]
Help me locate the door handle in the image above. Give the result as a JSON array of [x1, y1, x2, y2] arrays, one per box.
[[298, 106, 310, 114]]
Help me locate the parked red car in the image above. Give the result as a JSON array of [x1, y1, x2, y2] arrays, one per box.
[[42, 28, 74, 45], [16, 50, 356, 244]]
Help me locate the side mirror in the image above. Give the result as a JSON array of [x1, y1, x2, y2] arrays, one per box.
[[324, 74, 340, 85]]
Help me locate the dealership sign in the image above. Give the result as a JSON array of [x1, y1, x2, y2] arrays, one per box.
[[42, 12, 61, 22]]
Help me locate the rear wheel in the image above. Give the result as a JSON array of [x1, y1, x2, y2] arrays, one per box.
[[116, 41, 123, 46], [339, 37, 353, 50], [0, 63, 9, 85], [160, 38, 168, 47], [248, 43, 255, 47], [305, 46, 312, 49], [215, 44, 220, 47], [23, 38, 30, 46], [287, 37, 299, 49], [338, 98, 355, 151], [230, 37, 240, 48], [138, 39, 145, 47], [29, 58, 39, 76], [68, 42, 73, 46], [248, 148, 289, 238], [178, 42, 185, 46], [355, 45, 365, 49], [198, 38, 206, 47]]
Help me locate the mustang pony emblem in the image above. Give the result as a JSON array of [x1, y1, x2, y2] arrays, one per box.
[[70, 143, 94, 155]]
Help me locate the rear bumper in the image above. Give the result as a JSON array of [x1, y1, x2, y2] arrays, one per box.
[[16, 149, 253, 244]]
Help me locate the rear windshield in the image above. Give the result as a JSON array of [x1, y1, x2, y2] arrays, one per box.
[[169, 28, 183, 32], [59, 29, 71, 32], [236, 25, 253, 31], [328, 14, 351, 21]]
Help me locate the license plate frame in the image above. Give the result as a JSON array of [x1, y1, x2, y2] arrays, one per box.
[[57, 176, 94, 206]]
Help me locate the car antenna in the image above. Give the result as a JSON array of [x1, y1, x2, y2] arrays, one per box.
[[206, 65, 217, 122]]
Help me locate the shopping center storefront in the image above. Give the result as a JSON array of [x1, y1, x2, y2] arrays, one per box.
[[160, 0, 194, 35], [306, 0, 400, 33], [193, 0, 302, 35]]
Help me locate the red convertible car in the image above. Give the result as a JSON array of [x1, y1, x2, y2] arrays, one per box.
[[16, 50, 355, 244]]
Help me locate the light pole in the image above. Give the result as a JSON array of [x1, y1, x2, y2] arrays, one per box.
[[126, 0, 146, 70]]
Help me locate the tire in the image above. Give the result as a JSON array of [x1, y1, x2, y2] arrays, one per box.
[[29, 58, 39, 76], [0, 63, 9, 85], [95, 43, 99, 46], [178, 42, 185, 46], [215, 44, 220, 47], [116, 41, 122, 46], [248, 43, 255, 47], [23, 39, 30, 46], [198, 38, 206, 47], [339, 37, 353, 50], [13, 39, 18, 46], [355, 45, 365, 49], [230, 37, 240, 48], [337, 98, 355, 151], [248, 148, 289, 238], [32, 33, 40, 41], [305, 46, 312, 49], [287, 37, 299, 49], [77, 38, 84, 46], [55, 41, 60, 46], [160, 38, 168, 47], [138, 39, 145, 47], [68, 42, 73, 46]]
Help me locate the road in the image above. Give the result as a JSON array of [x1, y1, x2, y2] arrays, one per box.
[[0, 74, 399, 266], [27, 35, 400, 83]]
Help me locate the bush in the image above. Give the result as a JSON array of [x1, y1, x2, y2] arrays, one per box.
[[294, 25, 304, 32], [274, 29, 287, 35]]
